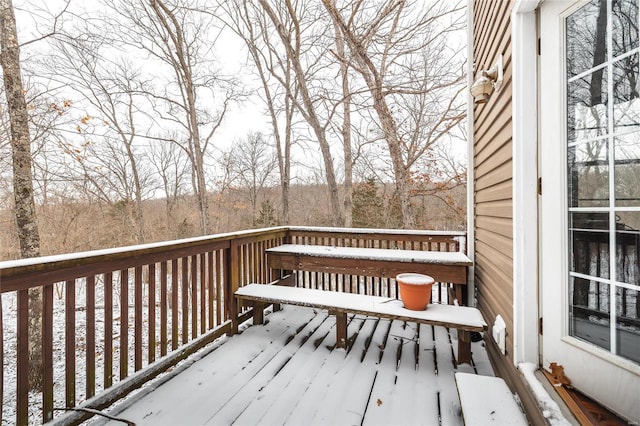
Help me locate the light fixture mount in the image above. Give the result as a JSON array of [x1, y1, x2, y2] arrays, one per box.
[[470, 55, 504, 105]]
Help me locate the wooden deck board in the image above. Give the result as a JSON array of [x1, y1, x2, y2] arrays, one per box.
[[101, 306, 494, 426], [233, 315, 352, 424], [300, 318, 389, 425], [435, 325, 464, 426], [288, 316, 382, 424], [208, 314, 336, 425]]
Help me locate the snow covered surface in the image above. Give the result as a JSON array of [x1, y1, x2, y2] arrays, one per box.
[[396, 273, 435, 285], [518, 363, 571, 426], [98, 305, 494, 426], [455, 372, 528, 425], [0, 227, 465, 269], [267, 244, 472, 265], [287, 226, 466, 236], [0, 227, 287, 269], [236, 284, 486, 328]]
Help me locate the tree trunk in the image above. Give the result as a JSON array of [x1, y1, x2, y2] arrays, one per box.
[[333, 19, 353, 227], [149, 0, 211, 235], [0, 0, 43, 390]]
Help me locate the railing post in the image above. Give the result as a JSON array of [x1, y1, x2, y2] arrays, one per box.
[[226, 242, 240, 335], [0, 274, 3, 425]]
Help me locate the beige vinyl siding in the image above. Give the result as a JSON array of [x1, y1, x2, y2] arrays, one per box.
[[472, 0, 515, 356]]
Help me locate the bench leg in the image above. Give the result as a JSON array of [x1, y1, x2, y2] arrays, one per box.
[[252, 301, 265, 325], [456, 285, 463, 305], [457, 330, 472, 365], [331, 311, 348, 349], [229, 297, 239, 336]]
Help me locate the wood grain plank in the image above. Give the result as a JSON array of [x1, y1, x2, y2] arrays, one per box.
[[86, 275, 96, 397], [104, 272, 113, 388], [66, 279, 76, 407], [148, 263, 156, 364], [119, 270, 129, 380]]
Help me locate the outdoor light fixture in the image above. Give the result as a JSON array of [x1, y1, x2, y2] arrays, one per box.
[[471, 55, 503, 105]]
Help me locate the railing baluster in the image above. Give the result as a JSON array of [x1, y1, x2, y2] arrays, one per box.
[[200, 253, 206, 335], [253, 242, 259, 283], [208, 251, 215, 329], [104, 272, 113, 388], [228, 244, 239, 331], [171, 259, 179, 350], [182, 257, 189, 344], [43, 283, 54, 422], [66, 279, 76, 408], [0, 276, 2, 425], [120, 269, 129, 380], [16, 289, 29, 424], [149, 263, 156, 364], [216, 250, 223, 326], [134, 266, 143, 371], [86, 276, 96, 398], [161, 261, 168, 356], [191, 254, 198, 339]]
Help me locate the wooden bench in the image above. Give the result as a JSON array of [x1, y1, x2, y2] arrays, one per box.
[[235, 284, 487, 365], [266, 244, 472, 303], [455, 372, 528, 425]]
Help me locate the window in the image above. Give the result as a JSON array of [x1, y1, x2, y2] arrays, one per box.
[[566, 0, 640, 364]]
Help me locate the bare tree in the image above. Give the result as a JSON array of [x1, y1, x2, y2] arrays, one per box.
[[331, 17, 354, 226], [0, 0, 42, 391], [148, 135, 190, 230], [322, 0, 465, 228], [227, 131, 278, 224], [258, 0, 345, 226], [218, 0, 297, 225], [46, 33, 154, 242], [104, 0, 240, 235]]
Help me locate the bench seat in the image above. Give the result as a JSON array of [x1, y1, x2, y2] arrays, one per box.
[[235, 284, 487, 364]]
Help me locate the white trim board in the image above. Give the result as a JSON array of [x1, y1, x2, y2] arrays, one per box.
[[512, 0, 541, 366]]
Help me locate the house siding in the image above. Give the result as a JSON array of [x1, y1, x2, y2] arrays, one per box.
[[472, 0, 514, 355]]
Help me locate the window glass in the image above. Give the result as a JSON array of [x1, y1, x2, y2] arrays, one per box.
[[569, 276, 611, 350], [565, 0, 640, 364], [567, 0, 608, 78], [612, 0, 639, 59], [568, 71, 608, 144], [615, 135, 640, 207], [569, 212, 610, 279], [615, 287, 640, 363], [568, 140, 609, 207], [615, 211, 640, 284], [613, 54, 640, 133]]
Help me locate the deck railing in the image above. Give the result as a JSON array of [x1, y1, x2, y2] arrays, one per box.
[[0, 226, 466, 425]]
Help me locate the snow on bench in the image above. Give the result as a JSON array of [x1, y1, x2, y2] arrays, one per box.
[[235, 284, 487, 364], [267, 244, 472, 265], [266, 244, 472, 303], [455, 372, 528, 425]]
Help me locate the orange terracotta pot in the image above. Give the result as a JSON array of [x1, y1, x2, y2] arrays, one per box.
[[397, 273, 435, 311]]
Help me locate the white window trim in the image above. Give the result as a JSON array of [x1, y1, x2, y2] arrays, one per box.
[[512, 0, 541, 365], [466, 0, 475, 306]]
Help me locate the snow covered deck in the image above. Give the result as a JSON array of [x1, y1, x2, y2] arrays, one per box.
[[101, 305, 495, 425]]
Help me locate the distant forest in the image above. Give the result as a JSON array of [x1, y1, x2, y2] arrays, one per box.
[[0, 180, 466, 261]]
